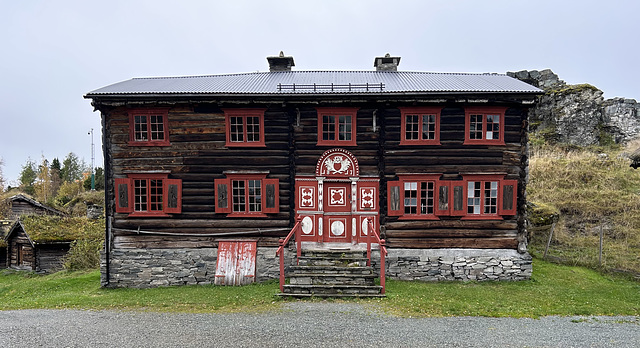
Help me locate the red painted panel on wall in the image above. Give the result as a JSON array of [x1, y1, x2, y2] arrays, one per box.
[[214, 241, 257, 286]]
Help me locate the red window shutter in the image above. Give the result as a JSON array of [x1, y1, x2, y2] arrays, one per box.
[[500, 179, 518, 216], [114, 178, 133, 213], [263, 178, 280, 214], [163, 179, 182, 214], [450, 183, 466, 216], [214, 178, 231, 214], [435, 180, 451, 216], [387, 181, 402, 216]]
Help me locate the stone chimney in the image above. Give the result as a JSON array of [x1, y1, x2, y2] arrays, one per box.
[[267, 51, 295, 72], [374, 53, 401, 71]]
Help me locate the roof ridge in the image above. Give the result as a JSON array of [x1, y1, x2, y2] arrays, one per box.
[[129, 71, 509, 80]]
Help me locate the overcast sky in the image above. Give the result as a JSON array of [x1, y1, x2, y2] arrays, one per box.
[[1, 0, 638, 185]]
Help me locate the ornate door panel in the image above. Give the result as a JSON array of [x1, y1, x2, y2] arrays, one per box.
[[323, 182, 351, 242]]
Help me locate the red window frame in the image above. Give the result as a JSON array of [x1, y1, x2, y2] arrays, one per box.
[[223, 109, 266, 147], [214, 174, 279, 217], [464, 107, 506, 145], [128, 108, 170, 146], [459, 175, 517, 220], [114, 173, 182, 217], [399, 107, 441, 145], [387, 174, 442, 220], [316, 107, 358, 146]]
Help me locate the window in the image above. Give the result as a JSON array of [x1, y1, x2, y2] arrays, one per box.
[[114, 174, 182, 216], [464, 107, 506, 145], [215, 174, 279, 217], [399, 107, 441, 145], [223, 109, 266, 147], [316, 108, 358, 146], [388, 174, 518, 220], [387, 174, 445, 220], [128, 109, 170, 146]]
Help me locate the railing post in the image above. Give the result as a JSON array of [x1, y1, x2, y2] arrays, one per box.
[[278, 238, 285, 293], [366, 218, 372, 266], [295, 216, 302, 265], [380, 239, 386, 295]]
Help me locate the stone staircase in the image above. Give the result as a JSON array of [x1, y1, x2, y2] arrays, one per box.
[[278, 249, 384, 298]]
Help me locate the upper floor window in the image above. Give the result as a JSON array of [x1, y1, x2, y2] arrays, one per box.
[[215, 173, 279, 217], [128, 109, 170, 146], [399, 107, 441, 145], [464, 107, 506, 145], [223, 109, 266, 147], [316, 107, 358, 146], [115, 173, 182, 217]]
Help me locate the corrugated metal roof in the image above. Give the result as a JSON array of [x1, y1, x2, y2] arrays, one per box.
[[85, 70, 542, 97]]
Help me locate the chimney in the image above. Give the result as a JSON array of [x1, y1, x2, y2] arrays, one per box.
[[267, 51, 295, 72], [374, 53, 401, 71]]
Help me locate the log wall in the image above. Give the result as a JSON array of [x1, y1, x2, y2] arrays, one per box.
[[103, 101, 529, 251]]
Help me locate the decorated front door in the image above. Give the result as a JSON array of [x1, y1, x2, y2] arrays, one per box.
[[295, 148, 379, 244], [323, 182, 351, 242]]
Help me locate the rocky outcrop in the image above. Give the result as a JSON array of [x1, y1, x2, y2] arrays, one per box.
[[508, 70, 639, 146]]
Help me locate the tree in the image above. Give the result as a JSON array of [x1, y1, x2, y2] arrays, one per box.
[[34, 155, 53, 203], [83, 167, 105, 191], [61, 152, 86, 183], [0, 157, 5, 193], [49, 157, 62, 198], [19, 158, 38, 195]]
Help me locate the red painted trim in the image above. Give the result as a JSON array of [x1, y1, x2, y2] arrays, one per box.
[[223, 108, 266, 147], [315, 107, 358, 146], [461, 174, 506, 220], [463, 106, 506, 145], [123, 173, 174, 217], [127, 108, 170, 147], [219, 174, 279, 217], [399, 107, 441, 146]]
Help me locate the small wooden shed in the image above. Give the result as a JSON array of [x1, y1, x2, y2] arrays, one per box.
[[7, 194, 65, 219], [4, 215, 101, 273], [0, 220, 11, 268]]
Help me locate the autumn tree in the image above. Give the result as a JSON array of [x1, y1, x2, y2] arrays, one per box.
[[49, 157, 62, 198], [34, 155, 54, 203]]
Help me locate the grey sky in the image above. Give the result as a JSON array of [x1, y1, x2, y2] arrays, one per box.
[[1, 0, 638, 185]]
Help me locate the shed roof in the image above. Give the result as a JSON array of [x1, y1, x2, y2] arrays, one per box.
[[85, 70, 542, 97], [5, 215, 103, 244], [9, 194, 66, 217]]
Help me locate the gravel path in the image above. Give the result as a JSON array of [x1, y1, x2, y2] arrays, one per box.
[[0, 303, 638, 347]]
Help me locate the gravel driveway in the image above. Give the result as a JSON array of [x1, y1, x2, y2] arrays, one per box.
[[0, 302, 638, 347]]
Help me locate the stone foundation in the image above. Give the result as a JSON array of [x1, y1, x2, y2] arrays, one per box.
[[101, 247, 531, 288], [100, 246, 296, 288], [384, 249, 532, 281]]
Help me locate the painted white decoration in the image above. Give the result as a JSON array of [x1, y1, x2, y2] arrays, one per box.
[[301, 216, 313, 235], [331, 221, 344, 236], [323, 155, 352, 175], [361, 219, 368, 235], [352, 217, 356, 237], [318, 219, 323, 236]]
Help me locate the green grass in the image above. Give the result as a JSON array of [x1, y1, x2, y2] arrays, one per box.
[[1, 259, 639, 318]]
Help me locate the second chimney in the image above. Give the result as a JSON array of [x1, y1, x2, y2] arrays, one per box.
[[374, 53, 401, 71], [267, 51, 295, 72]]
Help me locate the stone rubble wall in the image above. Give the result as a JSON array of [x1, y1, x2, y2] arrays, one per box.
[[508, 69, 639, 146], [100, 247, 531, 288], [100, 247, 296, 288], [384, 249, 532, 281]]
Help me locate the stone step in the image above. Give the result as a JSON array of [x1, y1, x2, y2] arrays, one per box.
[[297, 256, 369, 267], [281, 284, 383, 296], [276, 292, 386, 298], [290, 265, 374, 275], [289, 274, 376, 286]]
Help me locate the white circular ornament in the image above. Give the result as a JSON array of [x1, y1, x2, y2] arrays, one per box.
[[331, 221, 345, 236], [301, 216, 313, 235]]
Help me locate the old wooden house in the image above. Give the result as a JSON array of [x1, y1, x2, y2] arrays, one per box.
[[4, 215, 101, 273], [7, 194, 65, 219], [85, 53, 542, 292], [0, 220, 10, 268]]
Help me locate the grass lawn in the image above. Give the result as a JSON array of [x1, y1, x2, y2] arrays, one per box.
[[0, 258, 638, 318]]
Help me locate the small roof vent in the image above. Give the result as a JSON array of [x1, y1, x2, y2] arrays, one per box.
[[374, 53, 401, 71], [267, 51, 295, 72]]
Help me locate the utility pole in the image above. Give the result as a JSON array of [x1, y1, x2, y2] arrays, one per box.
[[89, 128, 95, 190]]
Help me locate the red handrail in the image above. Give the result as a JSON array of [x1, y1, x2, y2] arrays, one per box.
[[276, 216, 302, 293], [366, 217, 387, 294]]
